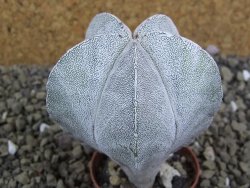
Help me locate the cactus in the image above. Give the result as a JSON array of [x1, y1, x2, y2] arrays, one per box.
[[46, 13, 222, 188]]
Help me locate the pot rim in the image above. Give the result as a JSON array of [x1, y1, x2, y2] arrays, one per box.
[[88, 146, 201, 188]]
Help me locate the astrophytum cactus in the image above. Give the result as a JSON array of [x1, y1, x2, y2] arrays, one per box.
[[46, 13, 223, 188]]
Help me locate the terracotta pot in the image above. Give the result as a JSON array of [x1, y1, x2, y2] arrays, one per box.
[[88, 147, 201, 188]]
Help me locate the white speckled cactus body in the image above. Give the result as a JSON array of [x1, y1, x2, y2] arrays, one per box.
[[46, 13, 223, 188]]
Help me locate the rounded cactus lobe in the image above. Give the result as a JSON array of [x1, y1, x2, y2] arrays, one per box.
[[94, 42, 135, 165], [94, 40, 176, 175], [86, 12, 131, 39], [46, 33, 130, 149], [138, 33, 222, 152], [135, 43, 176, 165], [134, 14, 179, 38]]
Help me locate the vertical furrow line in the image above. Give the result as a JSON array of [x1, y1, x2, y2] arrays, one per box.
[[133, 43, 139, 162]]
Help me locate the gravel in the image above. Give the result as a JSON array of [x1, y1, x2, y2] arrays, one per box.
[[0, 55, 250, 188]]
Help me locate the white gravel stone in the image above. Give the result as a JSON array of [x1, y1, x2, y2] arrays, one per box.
[[39, 123, 50, 133], [194, 141, 202, 149], [225, 177, 230, 187], [243, 70, 250, 81], [8, 140, 17, 155], [1, 111, 8, 121], [203, 146, 215, 161], [230, 101, 238, 112], [159, 163, 180, 188]]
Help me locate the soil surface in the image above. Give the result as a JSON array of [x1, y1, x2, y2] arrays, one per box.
[[96, 151, 192, 188]]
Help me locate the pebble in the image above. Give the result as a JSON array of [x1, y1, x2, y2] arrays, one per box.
[[59, 162, 68, 177], [15, 117, 26, 131], [17, 135, 25, 145], [51, 154, 59, 164], [228, 57, 239, 67], [36, 91, 46, 99], [201, 170, 215, 179], [221, 66, 233, 82], [3, 170, 11, 178], [231, 120, 247, 134], [242, 70, 250, 81], [46, 174, 57, 186], [109, 175, 121, 186], [218, 150, 230, 163], [34, 176, 41, 184], [56, 179, 65, 188], [83, 174, 90, 183], [39, 123, 50, 133], [32, 112, 42, 121], [1, 111, 8, 121], [236, 175, 249, 185], [22, 185, 32, 188], [239, 184, 250, 188], [205, 45, 220, 55], [15, 171, 30, 185], [69, 160, 85, 173], [24, 105, 34, 112], [225, 177, 230, 187], [238, 110, 246, 122], [200, 179, 211, 187], [8, 179, 17, 188], [3, 123, 15, 133], [220, 170, 227, 178], [230, 101, 238, 112], [72, 145, 83, 159], [218, 176, 226, 187], [0, 144, 8, 157], [56, 133, 72, 150], [159, 163, 180, 188], [44, 149, 52, 160], [11, 102, 23, 114], [0, 101, 6, 113], [108, 160, 119, 176], [20, 158, 30, 165], [215, 159, 226, 170], [230, 167, 241, 178], [235, 97, 246, 110], [40, 138, 49, 147], [0, 178, 5, 186], [173, 161, 187, 176], [202, 160, 216, 170], [203, 146, 215, 161], [239, 162, 250, 175], [6, 117, 15, 125], [49, 124, 61, 133], [228, 141, 238, 156], [25, 135, 35, 145], [237, 71, 244, 81], [8, 140, 18, 155]]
